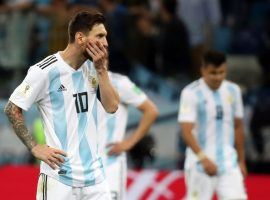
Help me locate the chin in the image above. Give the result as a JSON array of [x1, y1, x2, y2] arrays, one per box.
[[214, 84, 221, 89]]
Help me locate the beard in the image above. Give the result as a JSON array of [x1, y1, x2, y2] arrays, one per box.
[[83, 50, 93, 62]]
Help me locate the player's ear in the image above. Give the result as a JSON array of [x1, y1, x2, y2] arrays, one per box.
[[75, 32, 86, 45]]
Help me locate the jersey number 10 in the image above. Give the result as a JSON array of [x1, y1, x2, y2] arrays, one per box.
[[216, 105, 223, 120], [73, 92, 88, 113]]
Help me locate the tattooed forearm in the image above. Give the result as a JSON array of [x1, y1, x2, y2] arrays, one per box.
[[4, 101, 37, 150]]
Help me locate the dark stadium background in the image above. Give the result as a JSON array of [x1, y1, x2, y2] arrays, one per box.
[[0, 0, 270, 199]]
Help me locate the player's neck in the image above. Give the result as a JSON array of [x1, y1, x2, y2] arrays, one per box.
[[60, 44, 86, 70]]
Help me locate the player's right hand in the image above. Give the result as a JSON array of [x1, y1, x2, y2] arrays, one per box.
[[31, 144, 67, 170], [86, 40, 108, 73], [200, 157, 218, 176]]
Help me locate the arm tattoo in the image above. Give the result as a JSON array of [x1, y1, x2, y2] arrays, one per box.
[[4, 101, 37, 150]]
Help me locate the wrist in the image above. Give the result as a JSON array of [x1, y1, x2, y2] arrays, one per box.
[[96, 66, 107, 74], [238, 159, 245, 164], [29, 141, 38, 150], [124, 138, 135, 150], [196, 151, 207, 162], [30, 143, 38, 153]]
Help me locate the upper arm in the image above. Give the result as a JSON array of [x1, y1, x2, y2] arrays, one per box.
[[117, 76, 147, 107], [9, 66, 47, 111], [180, 122, 195, 135], [178, 89, 197, 123], [234, 86, 244, 119], [137, 99, 158, 117], [234, 117, 244, 129]]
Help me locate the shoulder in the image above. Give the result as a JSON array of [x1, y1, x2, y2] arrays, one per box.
[[109, 72, 133, 87], [32, 54, 59, 74], [224, 80, 241, 93], [182, 80, 200, 94], [109, 72, 129, 82]]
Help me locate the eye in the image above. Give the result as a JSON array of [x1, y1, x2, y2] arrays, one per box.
[[97, 34, 105, 39]]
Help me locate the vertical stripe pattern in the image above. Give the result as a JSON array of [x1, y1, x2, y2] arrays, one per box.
[[92, 97, 98, 152], [227, 85, 236, 146], [196, 90, 207, 149], [106, 114, 117, 165], [42, 173, 47, 200], [49, 67, 73, 185], [72, 71, 95, 185], [196, 90, 207, 172], [227, 85, 238, 167], [213, 91, 224, 173], [105, 79, 118, 165]]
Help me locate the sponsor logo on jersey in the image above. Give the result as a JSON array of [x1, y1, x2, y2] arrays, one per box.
[[57, 84, 67, 92], [58, 169, 67, 175]]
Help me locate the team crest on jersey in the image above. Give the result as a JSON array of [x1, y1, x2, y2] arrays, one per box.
[[88, 74, 98, 89], [227, 94, 233, 104]]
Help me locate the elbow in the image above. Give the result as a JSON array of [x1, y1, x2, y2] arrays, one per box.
[[105, 101, 119, 114], [150, 105, 159, 120], [4, 103, 10, 116], [4, 106, 7, 115]]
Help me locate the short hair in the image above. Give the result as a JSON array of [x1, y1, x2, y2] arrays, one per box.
[[68, 10, 105, 43], [202, 50, 226, 67]]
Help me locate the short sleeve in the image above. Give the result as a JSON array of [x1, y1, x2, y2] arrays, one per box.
[[234, 86, 244, 119], [9, 66, 47, 111], [178, 88, 197, 123], [116, 76, 147, 107]]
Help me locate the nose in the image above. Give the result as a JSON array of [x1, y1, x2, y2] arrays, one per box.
[[101, 38, 108, 48], [215, 73, 224, 81]]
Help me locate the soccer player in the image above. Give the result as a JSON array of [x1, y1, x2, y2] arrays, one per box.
[[97, 72, 158, 200], [4, 10, 119, 200], [178, 50, 247, 200]]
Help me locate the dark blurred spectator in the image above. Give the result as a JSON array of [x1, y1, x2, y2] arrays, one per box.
[[177, 0, 221, 78], [47, 0, 72, 54], [31, 0, 52, 62], [249, 88, 270, 160], [0, 0, 35, 95], [35, 0, 74, 55], [127, 11, 158, 72], [0, 1, 8, 66], [219, 0, 247, 27], [69, 0, 98, 14], [157, 0, 190, 78], [258, 12, 270, 85], [128, 134, 156, 168], [99, 0, 131, 75], [0, 0, 34, 70], [249, 12, 270, 160], [69, 0, 98, 7]]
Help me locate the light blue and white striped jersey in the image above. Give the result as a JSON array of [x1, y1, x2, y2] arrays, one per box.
[[10, 53, 105, 187], [178, 78, 244, 174], [97, 72, 147, 166]]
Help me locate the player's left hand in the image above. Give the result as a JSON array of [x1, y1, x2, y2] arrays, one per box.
[[107, 140, 133, 156], [239, 161, 248, 177]]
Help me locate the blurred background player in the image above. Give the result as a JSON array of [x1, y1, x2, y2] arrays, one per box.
[[97, 71, 158, 200], [4, 10, 119, 200], [178, 50, 247, 200]]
